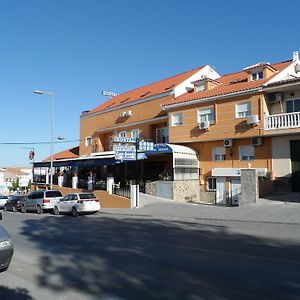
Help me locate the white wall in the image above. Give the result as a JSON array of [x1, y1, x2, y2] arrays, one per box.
[[174, 65, 221, 98], [272, 135, 300, 177]]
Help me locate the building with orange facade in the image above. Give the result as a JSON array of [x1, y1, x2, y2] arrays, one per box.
[[34, 51, 300, 204]]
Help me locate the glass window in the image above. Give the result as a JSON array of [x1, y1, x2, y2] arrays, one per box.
[[85, 136, 92, 147], [252, 71, 263, 80], [198, 107, 215, 122], [236, 102, 251, 118], [156, 127, 169, 143], [46, 191, 62, 198], [212, 147, 225, 161], [119, 131, 126, 137], [286, 99, 300, 113], [239, 145, 255, 160], [131, 129, 139, 138], [207, 177, 217, 190], [171, 113, 183, 126]]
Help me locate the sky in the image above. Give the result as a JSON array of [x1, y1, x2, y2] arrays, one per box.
[[0, 0, 299, 167]]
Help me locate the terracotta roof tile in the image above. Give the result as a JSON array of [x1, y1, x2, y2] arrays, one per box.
[[43, 146, 79, 162], [164, 60, 292, 107], [83, 66, 206, 116]]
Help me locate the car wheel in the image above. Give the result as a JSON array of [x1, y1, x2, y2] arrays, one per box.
[[53, 206, 60, 215], [3, 205, 7, 211], [72, 207, 78, 217], [12, 206, 17, 212], [36, 205, 43, 214], [21, 205, 26, 213]]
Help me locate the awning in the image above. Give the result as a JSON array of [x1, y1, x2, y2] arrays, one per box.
[[146, 143, 198, 159], [34, 151, 116, 168]]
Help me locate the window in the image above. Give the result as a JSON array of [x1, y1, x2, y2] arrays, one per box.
[[252, 71, 263, 81], [119, 131, 126, 137], [131, 129, 139, 138], [239, 145, 255, 160], [85, 136, 92, 147], [196, 83, 205, 92], [156, 127, 169, 143], [207, 177, 217, 190], [212, 147, 225, 161], [198, 107, 215, 123], [286, 99, 300, 113], [171, 113, 183, 126], [236, 102, 251, 118]]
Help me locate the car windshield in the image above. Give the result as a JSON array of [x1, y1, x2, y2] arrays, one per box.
[[79, 193, 97, 200], [45, 191, 62, 198]]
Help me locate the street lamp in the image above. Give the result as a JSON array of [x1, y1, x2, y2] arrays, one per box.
[[34, 90, 55, 190]]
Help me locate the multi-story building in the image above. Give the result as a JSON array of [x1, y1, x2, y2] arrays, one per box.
[[34, 51, 300, 204], [163, 51, 300, 203]]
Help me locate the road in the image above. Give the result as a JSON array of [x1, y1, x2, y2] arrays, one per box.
[[0, 210, 300, 300]]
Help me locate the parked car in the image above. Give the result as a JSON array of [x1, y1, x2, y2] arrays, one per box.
[[4, 195, 26, 212], [0, 196, 9, 209], [53, 193, 100, 217], [0, 213, 14, 272], [22, 190, 63, 214]]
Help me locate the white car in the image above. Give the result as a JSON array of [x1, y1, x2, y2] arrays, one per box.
[[53, 193, 100, 217], [22, 190, 63, 214], [0, 196, 8, 209]]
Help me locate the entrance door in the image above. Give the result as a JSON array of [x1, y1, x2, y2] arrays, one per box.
[[290, 140, 300, 192], [216, 177, 226, 204], [230, 178, 241, 205]]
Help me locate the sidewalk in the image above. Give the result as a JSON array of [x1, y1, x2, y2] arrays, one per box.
[[101, 196, 300, 224]]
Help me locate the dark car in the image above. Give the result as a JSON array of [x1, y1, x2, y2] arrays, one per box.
[[0, 213, 14, 272], [4, 195, 26, 212]]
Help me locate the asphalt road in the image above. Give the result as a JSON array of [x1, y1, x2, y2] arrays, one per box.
[[0, 210, 300, 300]]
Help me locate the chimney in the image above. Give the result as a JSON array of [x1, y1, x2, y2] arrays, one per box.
[[293, 51, 299, 62]]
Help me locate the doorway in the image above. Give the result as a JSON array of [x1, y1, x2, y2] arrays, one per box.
[[290, 140, 300, 192]]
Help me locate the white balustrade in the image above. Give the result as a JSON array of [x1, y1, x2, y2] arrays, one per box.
[[265, 112, 300, 130]]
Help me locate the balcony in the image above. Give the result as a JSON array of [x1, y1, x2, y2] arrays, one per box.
[[265, 112, 300, 130]]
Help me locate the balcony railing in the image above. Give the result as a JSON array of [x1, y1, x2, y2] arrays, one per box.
[[265, 112, 300, 130]]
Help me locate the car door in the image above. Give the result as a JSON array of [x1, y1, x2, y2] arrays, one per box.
[[59, 195, 69, 212], [26, 193, 34, 210], [68, 194, 78, 212]]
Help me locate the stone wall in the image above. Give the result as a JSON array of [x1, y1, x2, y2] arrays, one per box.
[[199, 190, 216, 204], [145, 180, 200, 203], [240, 169, 258, 205]]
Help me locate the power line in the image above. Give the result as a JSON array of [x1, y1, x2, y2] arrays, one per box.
[[0, 139, 82, 145]]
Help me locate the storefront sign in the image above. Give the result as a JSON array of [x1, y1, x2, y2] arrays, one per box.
[[114, 137, 137, 143]]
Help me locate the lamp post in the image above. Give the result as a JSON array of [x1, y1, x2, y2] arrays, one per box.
[[34, 90, 55, 190]]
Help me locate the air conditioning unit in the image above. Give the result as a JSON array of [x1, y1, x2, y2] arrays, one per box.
[[247, 115, 259, 126], [251, 137, 263, 146], [119, 110, 132, 117], [223, 139, 233, 147], [268, 92, 282, 104], [199, 120, 210, 130]]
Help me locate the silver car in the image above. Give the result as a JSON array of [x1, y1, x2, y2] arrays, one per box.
[[22, 190, 63, 214], [0, 213, 14, 272]]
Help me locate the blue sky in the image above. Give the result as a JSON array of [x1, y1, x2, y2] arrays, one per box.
[[0, 0, 299, 166]]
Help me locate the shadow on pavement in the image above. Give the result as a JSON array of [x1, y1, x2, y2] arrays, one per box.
[[262, 192, 300, 203], [21, 214, 300, 300], [0, 286, 34, 300]]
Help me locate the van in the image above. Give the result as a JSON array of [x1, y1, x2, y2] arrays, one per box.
[[22, 190, 63, 214]]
